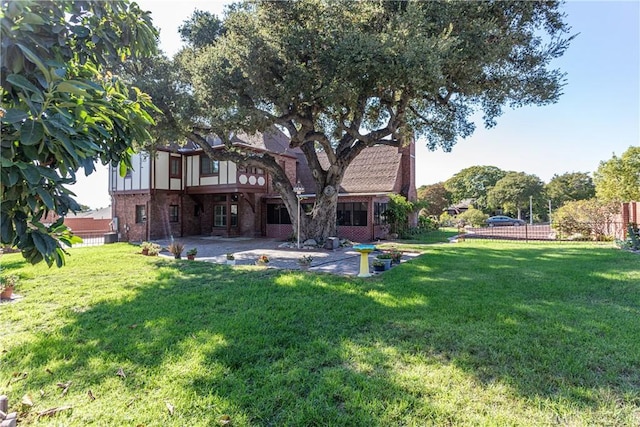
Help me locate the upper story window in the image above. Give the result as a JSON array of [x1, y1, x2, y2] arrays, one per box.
[[200, 155, 219, 176], [169, 156, 181, 178], [238, 165, 264, 175]]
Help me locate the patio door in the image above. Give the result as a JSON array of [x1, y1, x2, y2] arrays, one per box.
[[213, 198, 239, 236], [214, 205, 227, 228]]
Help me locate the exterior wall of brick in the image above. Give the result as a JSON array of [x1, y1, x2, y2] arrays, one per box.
[[399, 138, 418, 227], [112, 193, 151, 242], [148, 191, 182, 240], [266, 154, 297, 193], [264, 195, 388, 243]]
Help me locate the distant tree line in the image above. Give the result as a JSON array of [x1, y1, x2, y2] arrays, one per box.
[[417, 146, 639, 230]]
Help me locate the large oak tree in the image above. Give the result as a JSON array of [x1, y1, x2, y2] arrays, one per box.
[[154, 0, 573, 242]]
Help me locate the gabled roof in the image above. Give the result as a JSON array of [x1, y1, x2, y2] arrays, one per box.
[[297, 144, 402, 194]]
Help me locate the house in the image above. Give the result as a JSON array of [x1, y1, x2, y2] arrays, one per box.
[[109, 128, 416, 243], [444, 199, 474, 216]]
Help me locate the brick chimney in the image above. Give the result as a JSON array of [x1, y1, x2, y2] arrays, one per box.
[[399, 135, 418, 226], [399, 135, 417, 202]]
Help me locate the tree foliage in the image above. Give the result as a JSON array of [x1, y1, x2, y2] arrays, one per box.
[[553, 199, 619, 240], [151, 0, 572, 242], [1, 0, 158, 266], [444, 166, 508, 210], [178, 9, 225, 49], [594, 146, 640, 202], [417, 182, 451, 217], [487, 172, 545, 219], [457, 206, 489, 228], [545, 172, 595, 208], [384, 193, 415, 237]]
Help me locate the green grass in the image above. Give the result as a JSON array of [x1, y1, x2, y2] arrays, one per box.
[[1, 241, 639, 426], [376, 227, 459, 250]]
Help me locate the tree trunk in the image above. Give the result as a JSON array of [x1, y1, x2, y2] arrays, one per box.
[[304, 191, 339, 243]]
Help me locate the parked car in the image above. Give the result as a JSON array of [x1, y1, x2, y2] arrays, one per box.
[[486, 215, 526, 227]]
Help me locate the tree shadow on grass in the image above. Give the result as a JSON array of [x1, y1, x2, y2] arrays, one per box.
[[3, 244, 639, 425], [380, 245, 640, 406]]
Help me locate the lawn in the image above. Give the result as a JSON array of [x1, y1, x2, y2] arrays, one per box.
[[1, 241, 639, 426]]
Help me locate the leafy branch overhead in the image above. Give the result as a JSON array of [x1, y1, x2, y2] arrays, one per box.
[[1, 0, 159, 265]]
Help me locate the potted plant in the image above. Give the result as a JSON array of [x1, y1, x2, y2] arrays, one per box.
[[255, 254, 270, 266], [141, 241, 151, 256], [147, 243, 161, 256], [372, 259, 386, 272], [297, 255, 313, 270], [389, 248, 403, 264], [226, 253, 236, 266], [141, 242, 161, 256], [167, 242, 185, 259], [186, 248, 197, 260], [1, 275, 17, 300], [375, 253, 393, 270]]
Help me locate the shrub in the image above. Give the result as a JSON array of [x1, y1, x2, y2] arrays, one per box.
[[418, 215, 439, 232], [457, 207, 489, 227], [439, 212, 456, 227], [553, 199, 619, 240]]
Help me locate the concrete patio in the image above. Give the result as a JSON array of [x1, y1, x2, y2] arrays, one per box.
[[152, 236, 419, 276]]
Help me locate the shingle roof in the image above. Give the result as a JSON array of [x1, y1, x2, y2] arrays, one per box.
[[297, 144, 401, 194]]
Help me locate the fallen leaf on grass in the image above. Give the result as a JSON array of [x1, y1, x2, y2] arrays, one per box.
[[116, 368, 126, 379], [165, 401, 174, 416], [6, 372, 27, 386], [87, 390, 96, 401], [56, 381, 72, 396], [219, 414, 232, 425], [129, 324, 138, 329], [37, 405, 73, 418], [125, 397, 137, 408], [22, 394, 34, 406]]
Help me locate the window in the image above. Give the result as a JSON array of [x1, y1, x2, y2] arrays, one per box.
[[169, 156, 181, 178], [230, 204, 238, 227], [337, 202, 368, 226], [200, 155, 219, 176], [374, 202, 388, 225], [169, 205, 179, 222], [266, 204, 291, 225], [135, 205, 146, 223], [214, 205, 226, 227]]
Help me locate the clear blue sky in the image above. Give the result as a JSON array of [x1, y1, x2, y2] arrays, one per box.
[[75, 0, 639, 209]]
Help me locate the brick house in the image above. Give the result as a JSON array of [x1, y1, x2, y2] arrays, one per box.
[[109, 128, 416, 243]]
